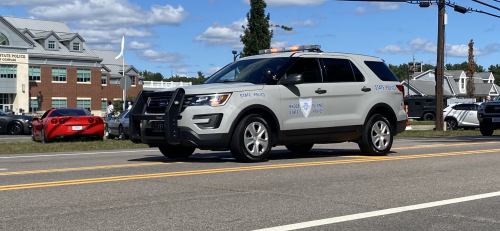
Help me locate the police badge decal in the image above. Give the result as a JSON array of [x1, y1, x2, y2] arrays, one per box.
[[299, 98, 312, 118]]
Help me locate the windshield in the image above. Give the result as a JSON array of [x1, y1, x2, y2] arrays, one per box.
[[49, 109, 90, 117], [118, 110, 129, 119], [205, 58, 290, 84]]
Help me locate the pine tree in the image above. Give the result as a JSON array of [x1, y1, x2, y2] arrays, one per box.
[[240, 0, 292, 57]]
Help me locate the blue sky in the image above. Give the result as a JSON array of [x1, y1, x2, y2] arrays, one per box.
[[0, 0, 498, 78]]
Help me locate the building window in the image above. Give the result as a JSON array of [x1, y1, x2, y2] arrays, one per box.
[[77, 69, 91, 83], [77, 99, 91, 111], [30, 99, 39, 112], [52, 68, 67, 82], [29, 66, 41, 81], [101, 75, 107, 85], [73, 43, 80, 51], [48, 41, 56, 49], [460, 78, 466, 91], [130, 76, 136, 86], [52, 99, 67, 108], [101, 100, 107, 112], [0, 33, 9, 46], [0, 65, 16, 78]]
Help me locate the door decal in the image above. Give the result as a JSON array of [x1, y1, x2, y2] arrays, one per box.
[[299, 98, 312, 118]]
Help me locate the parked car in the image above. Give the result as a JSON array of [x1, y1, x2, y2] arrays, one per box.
[[477, 99, 500, 136], [443, 103, 481, 130], [105, 109, 130, 140], [32, 108, 104, 143], [0, 109, 32, 135]]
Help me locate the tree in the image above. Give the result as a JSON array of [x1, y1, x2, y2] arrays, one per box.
[[488, 64, 500, 86], [389, 63, 409, 82], [422, 64, 436, 72], [445, 61, 485, 72], [197, 71, 206, 83], [240, 0, 292, 57], [139, 70, 164, 81], [465, 39, 476, 98]]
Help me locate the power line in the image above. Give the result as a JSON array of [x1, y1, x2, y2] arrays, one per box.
[[472, 0, 500, 12]]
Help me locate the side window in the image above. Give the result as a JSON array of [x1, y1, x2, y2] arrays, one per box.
[[471, 104, 478, 111], [364, 61, 399, 81], [322, 58, 355, 82], [453, 104, 469, 111], [286, 58, 322, 83], [41, 110, 51, 120], [350, 61, 365, 82]]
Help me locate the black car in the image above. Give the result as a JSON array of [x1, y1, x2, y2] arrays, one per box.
[[0, 109, 33, 135]]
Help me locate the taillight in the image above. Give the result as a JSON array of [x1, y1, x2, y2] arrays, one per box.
[[396, 85, 405, 94], [51, 118, 58, 124], [88, 118, 95, 123], [95, 117, 102, 123], [59, 118, 66, 124]]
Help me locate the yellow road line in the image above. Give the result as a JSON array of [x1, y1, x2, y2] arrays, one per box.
[[1, 149, 500, 191], [392, 141, 500, 150], [0, 162, 182, 176]]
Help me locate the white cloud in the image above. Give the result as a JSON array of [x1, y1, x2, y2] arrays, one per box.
[[28, 0, 189, 29], [371, 2, 401, 11], [194, 19, 247, 48], [376, 45, 413, 54], [177, 68, 192, 74], [207, 67, 222, 75], [240, 0, 326, 7], [136, 49, 188, 63], [76, 28, 154, 44], [271, 40, 289, 48], [0, 0, 64, 6], [128, 41, 153, 50], [169, 63, 191, 68], [377, 38, 500, 57], [350, 2, 402, 15], [290, 20, 319, 28], [355, 7, 366, 15]]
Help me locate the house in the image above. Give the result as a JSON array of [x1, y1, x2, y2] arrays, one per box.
[[401, 69, 499, 102], [0, 15, 144, 115]]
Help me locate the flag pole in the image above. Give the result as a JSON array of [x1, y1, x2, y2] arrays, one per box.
[[122, 34, 126, 112]]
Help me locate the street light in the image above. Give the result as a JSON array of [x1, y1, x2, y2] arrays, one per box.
[[232, 50, 241, 61]]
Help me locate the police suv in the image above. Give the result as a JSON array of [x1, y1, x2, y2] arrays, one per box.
[[129, 45, 407, 162]]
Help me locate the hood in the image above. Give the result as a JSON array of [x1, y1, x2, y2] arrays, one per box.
[[6, 114, 32, 121], [155, 82, 265, 95]]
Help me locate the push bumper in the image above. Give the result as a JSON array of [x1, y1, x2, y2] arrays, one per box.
[[478, 117, 500, 129]]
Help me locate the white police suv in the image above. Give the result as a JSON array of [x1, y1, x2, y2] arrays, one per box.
[[129, 45, 407, 162]]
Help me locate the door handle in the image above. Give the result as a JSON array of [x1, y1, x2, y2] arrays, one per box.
[[361, 86, 371, 92], [315, 89, 327, 94]]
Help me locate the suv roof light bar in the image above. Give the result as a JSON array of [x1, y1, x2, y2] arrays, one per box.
[[259, 45, 322, 55]]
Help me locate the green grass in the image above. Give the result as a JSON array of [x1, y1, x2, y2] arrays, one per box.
[[0, 139, 148, 155], [396, 130, 500, 138], [408, 120, 435, 125]]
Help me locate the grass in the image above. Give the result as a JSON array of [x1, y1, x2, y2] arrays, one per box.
[[396, 129, 500, 138], [0, 139, 148, 155], [408, 120, 435, 125]]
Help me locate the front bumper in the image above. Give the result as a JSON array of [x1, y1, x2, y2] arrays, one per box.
[[478, 116, 500, 129], [23, 122, 32, 134]]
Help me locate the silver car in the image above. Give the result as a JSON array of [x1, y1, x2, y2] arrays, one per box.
[[443, 103, 481, 130], [105, 110, 130, 140]]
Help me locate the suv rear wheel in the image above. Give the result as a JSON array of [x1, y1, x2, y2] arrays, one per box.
[[423, 113, 435, 121], [230, 114, 272, 162], [445, 118, 458, 130], [158, 145, 196, 159], [358, 114, 393, 156], [286, 144, 314, 154]]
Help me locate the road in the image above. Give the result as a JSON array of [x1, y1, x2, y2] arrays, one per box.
[[1, 136, 500, 230]]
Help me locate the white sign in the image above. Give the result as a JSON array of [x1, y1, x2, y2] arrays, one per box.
[[0, 53, 28, 64]]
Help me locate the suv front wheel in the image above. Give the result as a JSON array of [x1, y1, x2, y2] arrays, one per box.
[[358, 114, 393, 156], [230, 114, 272, 162], [158, 145, 196, 159], [480, 124, 494, 136]]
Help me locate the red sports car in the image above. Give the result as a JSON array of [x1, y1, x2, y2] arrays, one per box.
[[32, 108, 104, 143]]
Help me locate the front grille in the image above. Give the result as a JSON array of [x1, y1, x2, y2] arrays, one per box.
[[485, 105, 500, 113], [146, 96, 193, 113]]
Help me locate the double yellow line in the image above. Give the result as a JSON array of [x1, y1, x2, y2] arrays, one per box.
[[1, 148, 499, 191]]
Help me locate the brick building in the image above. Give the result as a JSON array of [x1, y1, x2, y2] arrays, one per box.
[[0, 15, 144, 116]]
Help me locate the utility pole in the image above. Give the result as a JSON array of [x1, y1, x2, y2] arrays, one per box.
[[435, 0, 445, 131]]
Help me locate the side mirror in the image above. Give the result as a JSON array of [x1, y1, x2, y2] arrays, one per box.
[[33, 117, 39, 121], [263, 69, 275, 80], [279, 74, 303, 85]]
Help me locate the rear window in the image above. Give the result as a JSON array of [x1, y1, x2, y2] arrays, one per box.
[[49, 109, 90, 117], [364, 61, 399, 81]]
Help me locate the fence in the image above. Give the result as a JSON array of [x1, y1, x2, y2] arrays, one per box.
[[142, 81, 192, 89]]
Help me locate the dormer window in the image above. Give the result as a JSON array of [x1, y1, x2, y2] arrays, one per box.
[[48, 41, 56, 49], [0, 33, 9, 46], [73, 42, 80, 51]]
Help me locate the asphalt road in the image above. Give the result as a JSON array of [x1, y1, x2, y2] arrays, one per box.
[[1, 136, 500, 230]]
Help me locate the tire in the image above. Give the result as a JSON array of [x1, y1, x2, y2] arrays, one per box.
[[422, 113, 435, 121], [230, 114, 272, 162], [105, 124, 114, 139], [285, 144, 314, 154], [445, 119, 458, 130], [8, 122, 23, 135], [118, 126, 126, 140], [480, 125, 494, 136], [158, 145, 196, 159], [358, 114, 393, 156], [41, 128, 49, 144], [31, 129, 35, 142]]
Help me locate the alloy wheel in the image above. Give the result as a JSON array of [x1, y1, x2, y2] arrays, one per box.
[[243, 122, 269, 156], [371, 120, 391, 151]]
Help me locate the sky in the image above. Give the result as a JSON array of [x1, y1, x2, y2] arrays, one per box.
[[0, 0, 498, 78]]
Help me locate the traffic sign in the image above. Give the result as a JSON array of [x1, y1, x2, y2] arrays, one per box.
[[120, 76, 131, 91]]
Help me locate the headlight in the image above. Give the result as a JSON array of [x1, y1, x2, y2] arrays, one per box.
[[189, 93, 231, 107], [24, 119, 30, 123]]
